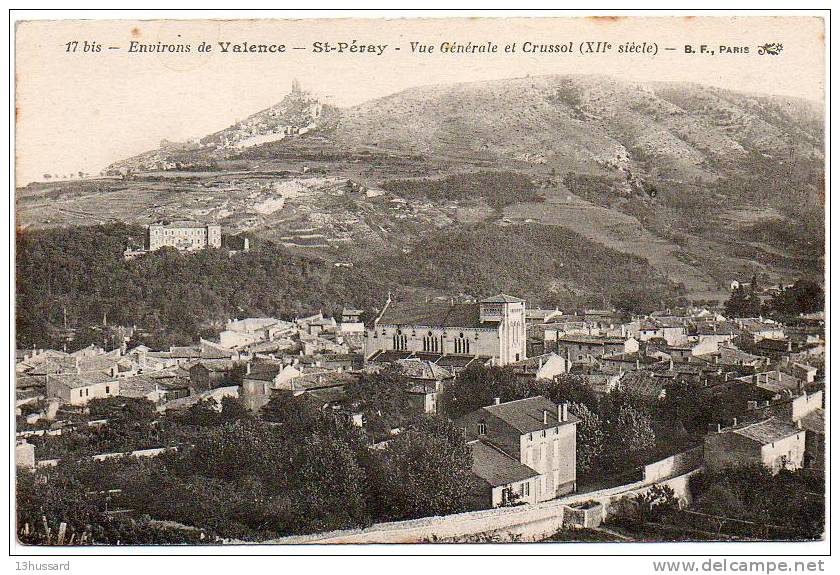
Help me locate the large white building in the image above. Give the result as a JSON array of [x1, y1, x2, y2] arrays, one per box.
[[365, 294, 527, 366], [147, 221, 222, 252]]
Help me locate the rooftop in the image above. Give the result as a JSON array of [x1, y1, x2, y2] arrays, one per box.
[[479, 294, 525, 304], [799, 409, 824, 435], [396, 358, 453, 381], [468, 440, 540, 487], [377, 302, 482, 328], [151, 220, 213, 229], [728, 417, 801, 444], [47, 371, 116, 388], [482, 396, 578, 434]]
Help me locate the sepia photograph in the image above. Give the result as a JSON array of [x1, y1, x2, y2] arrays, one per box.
[[9, 9, 829, 557]]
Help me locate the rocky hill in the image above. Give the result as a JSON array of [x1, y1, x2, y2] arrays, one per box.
[[40, 74, 824, 305]]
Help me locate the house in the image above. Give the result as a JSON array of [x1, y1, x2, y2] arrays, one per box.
[[551, 335, 639, 364], [147, 221, 222, 252], [339, 307, 366, 335], [633, 319, 688, 346], [458, 396, 578, 507], [738, 319, 785, 342], [466, 440, 541, 508], [704, 417, 805, 474], [161, 385, 239, 412], [568, 365, 622, 396], [756, 390, 824, 471], [366, 294, 527, 366], [525, 308, 562, 325], [786, 362, 818, 384], [718, 344, 771, 369], [239, 361, 305, 412], [395, 359, 454, 415], [508, 353, 571, 383], [189, 360, 236, 392], [45, 372, 119, 406], [600, 352, 661, 374], [736, 370, 805, 396]]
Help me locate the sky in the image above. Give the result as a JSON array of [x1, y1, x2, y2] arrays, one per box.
[[15, 16, 825, 185]]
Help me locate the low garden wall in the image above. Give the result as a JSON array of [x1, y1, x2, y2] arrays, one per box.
[[266, 468, 700, 544]]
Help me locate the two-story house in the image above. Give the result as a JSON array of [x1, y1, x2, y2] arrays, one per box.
[[457, 396, 578, 508]]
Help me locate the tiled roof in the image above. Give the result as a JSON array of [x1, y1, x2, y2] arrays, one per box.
[[482, 396, 578, 434], [47, 372, 116, 389], [469, 440, 540, 487], [377, 302, 482, 328], [154, 220, 209, 229], [799, 409, 824, 434], [730, 417, 800, 444], [118, 375, 161, 398], [555, 335, 627, 345], [371, 350, 414, 363], [479, 294, 525, 304], [435, 354, 480, 368], [396, 359, 453, 380]]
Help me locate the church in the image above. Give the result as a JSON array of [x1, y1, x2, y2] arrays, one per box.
[[364, 294, 527, 366]]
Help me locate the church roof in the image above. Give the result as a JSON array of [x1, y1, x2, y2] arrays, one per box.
[[480, 294, 525, 304], [377, 302, 482, 328]]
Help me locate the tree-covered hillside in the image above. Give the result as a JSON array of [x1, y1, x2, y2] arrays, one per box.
[[15, 224, 389, 350], [16, 222, 684, 350]]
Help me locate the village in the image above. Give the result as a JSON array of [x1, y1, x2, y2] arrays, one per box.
[[14, 222, 825, 544]]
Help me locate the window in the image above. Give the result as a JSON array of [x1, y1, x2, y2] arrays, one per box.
[[454, 334, 471, 354], [79, 390, 83, 398], [85, 388, 89, 396], [520, 482, 529, 497], [478, 422, 487, 435]]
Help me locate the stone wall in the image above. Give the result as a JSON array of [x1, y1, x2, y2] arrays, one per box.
[[643, 446, 703, 482], [265, 469, 699, 544]]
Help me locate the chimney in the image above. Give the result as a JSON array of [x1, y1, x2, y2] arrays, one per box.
[[245, 362, 251, 375], [731, 417, 738, 427], [747, 400, 758, 410], [559, 402, 569, 422], [493, 397, 501, 406], [707, 423, 722, 433], [543, 410, 549, 424]]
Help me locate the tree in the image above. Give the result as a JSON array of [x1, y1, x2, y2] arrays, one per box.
[[439, 365, 517, 418], [343, 366, 415, 433], [769, 279, 824, 315], [530, 374, 600, 412], [260, 392, 325, 436], [287, 433, 370, 533], [603, 405, 656, 469], [378, 416, 477, 520], [725, 285, 762, 318], [569, 402, 605, 475]]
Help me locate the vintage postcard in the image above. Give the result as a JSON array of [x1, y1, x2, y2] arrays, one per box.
[[11, 12, 828, 554]]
